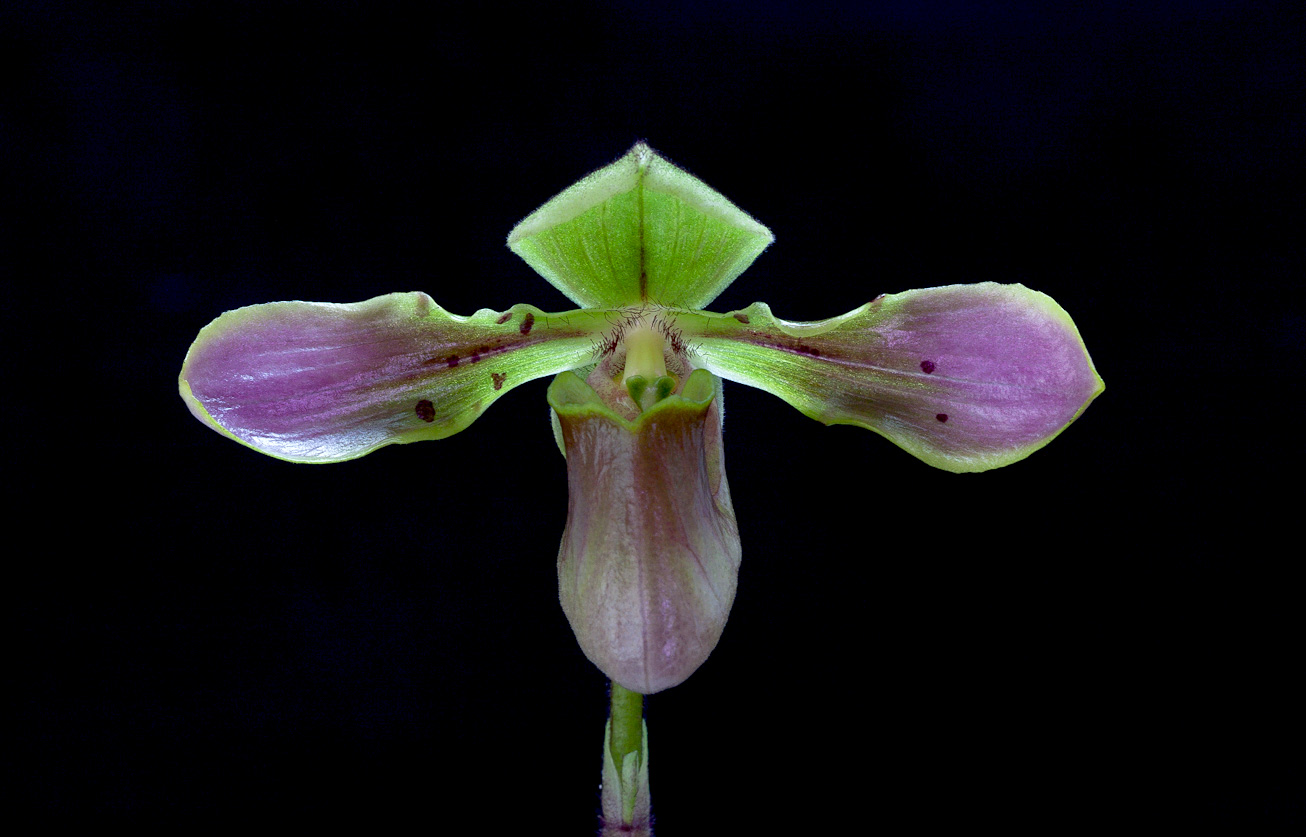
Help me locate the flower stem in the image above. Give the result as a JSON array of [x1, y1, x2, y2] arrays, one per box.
[[602, 681, 651, 834], [609, 681, 644, 770]]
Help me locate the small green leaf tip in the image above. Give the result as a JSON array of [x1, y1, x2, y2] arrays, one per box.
[[601, 714, 650, 836], [507, 142, 774, 310]]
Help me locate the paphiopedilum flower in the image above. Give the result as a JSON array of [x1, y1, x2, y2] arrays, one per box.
[[181, 143, 1103, 695]]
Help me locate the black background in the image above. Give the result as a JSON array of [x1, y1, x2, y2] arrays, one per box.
[[8, 1, 1302, 830]]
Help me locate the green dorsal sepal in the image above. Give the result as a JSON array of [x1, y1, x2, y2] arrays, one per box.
[[507, 143, 774, 310]]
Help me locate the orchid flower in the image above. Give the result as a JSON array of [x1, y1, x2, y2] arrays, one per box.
[[181, 143, 1102, 831]]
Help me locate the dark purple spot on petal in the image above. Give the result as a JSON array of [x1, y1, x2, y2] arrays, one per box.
[[470, 351, 480, 363], [936, 413, 948, 422], [415, 400, 436, 422], [920, 360, 936, 374], [491, 372, 507, 390], [520, 312, 534, 335], [733, 312, 750, 324], [496, 312, 512, 325], [446, 354, 459, 368]]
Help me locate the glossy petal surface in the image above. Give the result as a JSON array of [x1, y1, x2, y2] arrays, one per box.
[[180, 292, 607, 462], [550, 369, 739, 694], [685, 282, 1104, 472], [508, 143, 773, 310]]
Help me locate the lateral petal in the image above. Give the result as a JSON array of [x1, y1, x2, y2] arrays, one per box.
[[180, 292, 607, 462], [685, 283, 1104, 472]]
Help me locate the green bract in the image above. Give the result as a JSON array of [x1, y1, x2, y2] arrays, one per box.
[[181, 143, 1104, 692]]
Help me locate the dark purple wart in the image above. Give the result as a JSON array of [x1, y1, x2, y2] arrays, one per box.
[[415, 400, 436, 422], [936, 413, 948, 423], [520, 312, 535, 335], [920, 360, 936, 374]]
